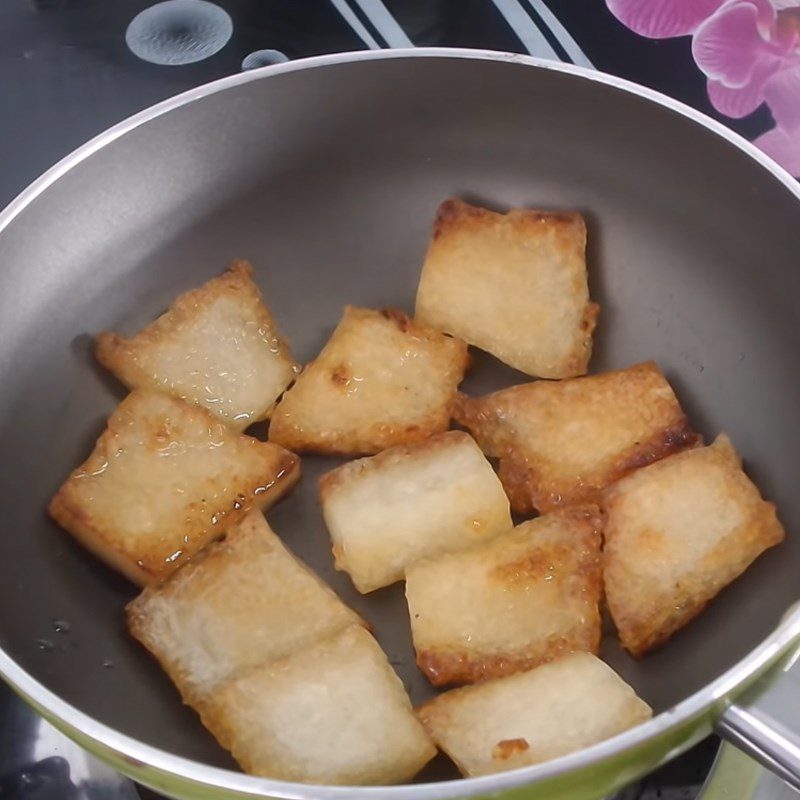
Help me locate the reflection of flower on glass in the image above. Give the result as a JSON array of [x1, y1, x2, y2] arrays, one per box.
[[607, 0, 800, 175]]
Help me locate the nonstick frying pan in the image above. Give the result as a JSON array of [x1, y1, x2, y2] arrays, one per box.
[[0, 49, 799, 800]]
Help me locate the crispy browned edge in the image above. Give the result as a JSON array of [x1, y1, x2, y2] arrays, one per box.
[[602, 438, 786, 658], [431, 198, 582, 243], [47, 394, 301, 587], [563, 300, 600, 379], [413, 505, 604, 687], [96, 260, 298, 422], [454, 362, 701, 515], [425, 199, 600, 379], [268, 306, 470, 456], [492, 738, 531, 761]]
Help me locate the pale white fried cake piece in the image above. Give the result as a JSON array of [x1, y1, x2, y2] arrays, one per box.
[[319, 431, 512, 593], [199, 625, 436, 784], [127, 511, 363, 704], [455, 361, 699, 514], [97, 261, 297, 431], [415, 199, 598, 378], [269, 306, 469, 455], [417, 652, 652, 777], [49, 390, 299, 585], [405, 506, 603, 686], [603, 434, 785, 657]]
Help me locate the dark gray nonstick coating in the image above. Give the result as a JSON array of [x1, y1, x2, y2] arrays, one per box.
[[0, 54, 797, 776]]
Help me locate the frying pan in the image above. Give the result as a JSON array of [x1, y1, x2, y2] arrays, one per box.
[[0, 48, 798, 800]]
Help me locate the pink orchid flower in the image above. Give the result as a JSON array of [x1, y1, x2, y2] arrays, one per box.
[[608, 0, 800, 175], [693, 0, 799, 119], [606, 0, 727, 38]]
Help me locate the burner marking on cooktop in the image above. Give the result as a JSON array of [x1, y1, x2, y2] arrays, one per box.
[[125, 0, 232, 66], [241, 49, 291, 71]]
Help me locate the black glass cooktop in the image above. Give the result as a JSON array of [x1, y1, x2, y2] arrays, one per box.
[[0, 0, 770, 797]]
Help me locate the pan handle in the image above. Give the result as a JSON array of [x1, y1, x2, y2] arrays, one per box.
[[715, 643, 800, 793]]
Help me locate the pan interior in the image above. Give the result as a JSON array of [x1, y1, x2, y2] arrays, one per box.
[[0, 55, 797, 774]]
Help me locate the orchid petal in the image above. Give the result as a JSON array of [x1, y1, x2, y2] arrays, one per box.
[[606, 0, 726, 38], [763, 63, 800, 131], [693, 2, 781, 88], [753, 126, 800, 175], [707, 77, 767, 117]]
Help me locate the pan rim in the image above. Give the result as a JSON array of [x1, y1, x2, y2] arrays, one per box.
[[2, 46, 799, 799]]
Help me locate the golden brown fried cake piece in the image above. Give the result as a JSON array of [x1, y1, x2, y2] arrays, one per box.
[[199, 625, 436, 784], [603, 434, 785, 657], [269, 306, 468, 455], [127, 511, 363, 704], [415, 199, 598, 378], [417, 652, 652, 777], [49, 390, 299, 585], [97, 261, 296, 431], [455, 361, 698, 514], [405, 506, 603, 686], [319, 431, 512, 593]]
